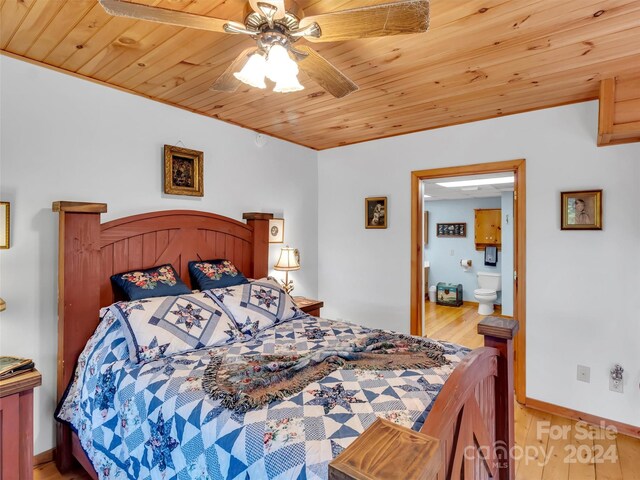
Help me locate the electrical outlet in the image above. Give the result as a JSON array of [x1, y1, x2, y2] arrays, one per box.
[[577, 365, 590, 383], [610, 378, 624, 393], [450, 249, 454, 256]]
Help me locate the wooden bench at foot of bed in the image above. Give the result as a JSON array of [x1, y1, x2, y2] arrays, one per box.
[[330, 316, 519, 480]]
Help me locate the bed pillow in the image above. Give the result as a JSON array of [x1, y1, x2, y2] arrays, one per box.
[[111, 264, 191, 300], [204, 277, 307, 337], [105, 291, 244, 363], [188, 259, 248, 291]]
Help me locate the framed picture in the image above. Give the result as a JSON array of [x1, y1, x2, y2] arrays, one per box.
[[365, 197, 387, 229], [561, 190, 602, 230], [0, 202, 9, 249], [164, 144, 204, 197], [437, 222, 466, 237], [269, 218, 285, 243]]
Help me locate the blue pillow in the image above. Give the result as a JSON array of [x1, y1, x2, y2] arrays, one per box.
[[111, 264, 191, 300], [188, 259, 248, 291]]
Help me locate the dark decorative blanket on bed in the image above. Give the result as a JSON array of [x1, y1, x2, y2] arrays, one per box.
[[203, 331, 451, 412]]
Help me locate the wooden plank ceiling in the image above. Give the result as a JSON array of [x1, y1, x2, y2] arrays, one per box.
[[2, 0, 640, 150]]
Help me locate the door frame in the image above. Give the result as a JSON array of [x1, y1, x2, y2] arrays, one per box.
[[410, 159, 526, 403]]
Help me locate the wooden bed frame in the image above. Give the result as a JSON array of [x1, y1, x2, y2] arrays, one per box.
[[53, 202, 518, 480]]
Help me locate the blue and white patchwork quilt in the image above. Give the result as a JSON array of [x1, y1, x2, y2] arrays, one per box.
[[57, 310, 468, 480]]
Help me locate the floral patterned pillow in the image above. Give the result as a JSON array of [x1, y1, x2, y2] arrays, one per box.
[[105, 291, 244, 364], [111, 264, 191, 301], [205, 277, 307, 337], [188, 259, 248, 291]]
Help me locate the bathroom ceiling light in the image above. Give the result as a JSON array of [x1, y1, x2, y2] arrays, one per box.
[[423, 194, 431, 198], [436, 176, 514, 188]]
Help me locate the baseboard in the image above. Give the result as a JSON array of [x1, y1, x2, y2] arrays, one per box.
[[34, 448, 55, 467], [526, 397, 640, 439]]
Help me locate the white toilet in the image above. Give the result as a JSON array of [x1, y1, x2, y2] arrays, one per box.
[[474, 272, 502, 315]]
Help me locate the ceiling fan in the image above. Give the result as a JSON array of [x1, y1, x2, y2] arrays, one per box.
[[99, 0, 430, 98]]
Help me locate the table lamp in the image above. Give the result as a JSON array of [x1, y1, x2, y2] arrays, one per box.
[[273, 246, 300, 294]]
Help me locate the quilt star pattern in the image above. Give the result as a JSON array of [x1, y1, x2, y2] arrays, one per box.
[[56, 311, 469, 480]]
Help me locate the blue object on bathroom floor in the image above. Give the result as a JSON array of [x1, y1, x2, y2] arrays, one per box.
[[436, 282, 463, 307]]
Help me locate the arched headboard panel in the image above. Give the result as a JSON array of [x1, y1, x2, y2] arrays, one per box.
[[99, 211, 257, 307], [52, 202, 272, 473]]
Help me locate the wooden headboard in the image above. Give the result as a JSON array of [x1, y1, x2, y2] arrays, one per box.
[[51, 201, 272, 472]]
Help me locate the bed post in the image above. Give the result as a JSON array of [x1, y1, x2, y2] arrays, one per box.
[[242, 212, 273, 278], [52, 201, 107, 473], [478, 316, 519, 480]]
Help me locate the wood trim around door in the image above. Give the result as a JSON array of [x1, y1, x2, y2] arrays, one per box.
[[410, 159, 527, 403]]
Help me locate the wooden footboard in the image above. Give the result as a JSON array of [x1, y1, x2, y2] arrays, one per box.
[[330, 317, 519, 480]]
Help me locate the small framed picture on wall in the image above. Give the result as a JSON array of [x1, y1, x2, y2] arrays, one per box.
[[561, 190, 602, 230], [269, 218, 285, 243], [365, 197, 387, 229], [164, 144, 204, 197]]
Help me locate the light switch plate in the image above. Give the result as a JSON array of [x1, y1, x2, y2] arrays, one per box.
[[610, 378, 624, 393], [577, 365, 590, 383]]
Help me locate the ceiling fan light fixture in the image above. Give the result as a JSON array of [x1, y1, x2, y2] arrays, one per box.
[[234, 52, 267, 89], [265, 44, 298, 83], [273, 74, 304, 93]]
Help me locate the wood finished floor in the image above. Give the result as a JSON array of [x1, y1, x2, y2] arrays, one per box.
[[35, 302, 640, 480], [424, 299, 491, 349]]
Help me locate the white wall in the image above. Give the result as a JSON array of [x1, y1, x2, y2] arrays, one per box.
[[500, 192, 514, 316], [0, 56, 318, 454], [318, 101, 640, 427], [424, 197, 502, 303]]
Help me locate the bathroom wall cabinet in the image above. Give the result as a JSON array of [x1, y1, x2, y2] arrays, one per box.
[[475, 209, 502, 250]]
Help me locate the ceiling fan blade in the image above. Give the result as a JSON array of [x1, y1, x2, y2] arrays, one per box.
[[299, 0, 429, 43], [248, 0, 286, 20], [296, 45, 358, 99], [99, 0, 244, 33], [210, 47, 259, 92]]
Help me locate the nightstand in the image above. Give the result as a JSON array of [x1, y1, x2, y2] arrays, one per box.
[[293, 297, 324, 317], [0, 369, 42, 480]]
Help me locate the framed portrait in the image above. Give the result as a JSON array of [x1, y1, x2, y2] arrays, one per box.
[[561, 190, 602, 230], [436, 222, 466, 238], [0, 202, 9, 249], [164, 145, 204, 197], [269, 218, 285, 243], [365, 197, 387, 229]]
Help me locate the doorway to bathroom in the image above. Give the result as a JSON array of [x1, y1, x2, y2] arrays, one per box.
[[410, 159, 526, 403], [422, 172, 514, 347]]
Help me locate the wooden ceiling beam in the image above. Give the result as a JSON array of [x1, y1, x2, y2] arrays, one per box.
[[598, 74, 640, 146]]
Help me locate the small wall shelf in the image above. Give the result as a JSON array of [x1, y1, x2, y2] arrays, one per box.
[[475, 208, 501, 250]]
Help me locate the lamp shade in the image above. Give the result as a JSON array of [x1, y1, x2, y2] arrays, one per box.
[[274, 246, 300, 271], [274, 74, 304, 93], [234, 52, 267, 89]]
